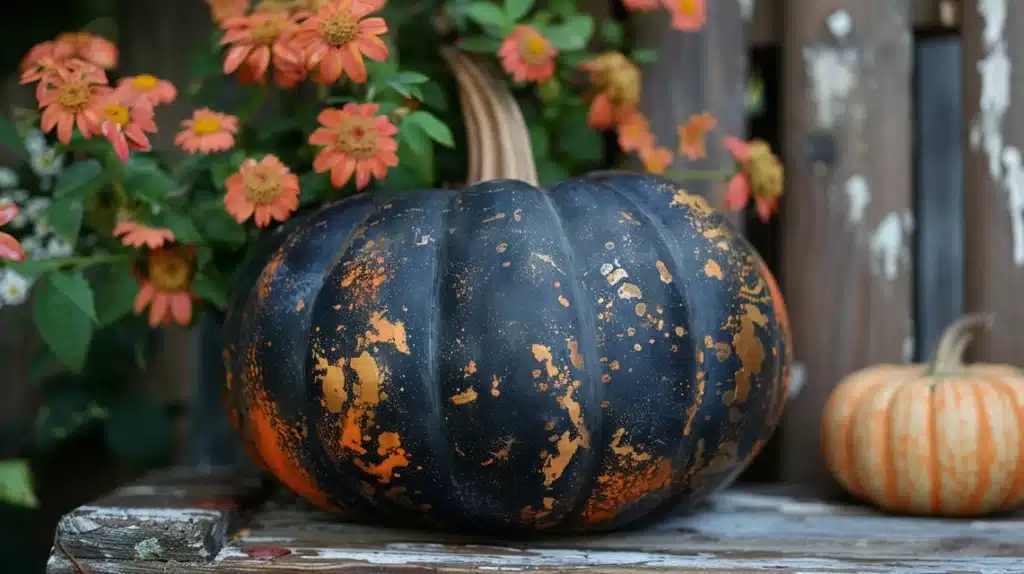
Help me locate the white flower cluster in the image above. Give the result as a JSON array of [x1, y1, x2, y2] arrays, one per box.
[[0, 129, 73, 308]]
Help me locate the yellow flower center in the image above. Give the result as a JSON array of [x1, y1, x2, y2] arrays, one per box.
[[319, 12, 359, 46], [250, 16, 290, 43], [335, 118, 378, 159], [588, 53, 640, 106], [746, 140, 784, 200], [519, 33, 550, 64], [57, 32, 89, 50], [676, 0, 699, 15], [104, 104, 130, 126], [148, 249, 194, 292], [192, 117, 222, 135], [242, 166, 283, 205], [132, 74, 159, 90], [56, 81, 92, 112]]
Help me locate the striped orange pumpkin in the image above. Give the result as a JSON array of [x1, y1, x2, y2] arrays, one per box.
[[821, 314, 1024, 517]]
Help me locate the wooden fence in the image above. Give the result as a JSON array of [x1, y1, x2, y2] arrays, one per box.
[[0, 0, 1008, 498]]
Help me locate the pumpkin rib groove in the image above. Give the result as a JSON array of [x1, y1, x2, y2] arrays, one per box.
[[298, 200, 384, 515], [993, 379, 1024, 509], [535, 181, 612, 527], [592, 178, 703, 497], [882, 382, 900, 511], [927, 380, 941, 514], [968, 382, 994, 513], [424, 189, 465, 524]]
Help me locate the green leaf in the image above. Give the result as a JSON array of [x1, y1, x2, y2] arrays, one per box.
[[504, 0, 534, 21], [34, 272, 96, 372], [545, 14, 594, 51], [91, 264, 138, 327], [399, 115, 432, 159], [149, 210, 203, 244], [123, 158, 177, 203], [600, 19, 624, 47], [104, 394, 172, 465], [299, 172, 331, 205], [556, 108, 604, 163], [35, 389, 106, 450], [0, 117, 26, 158], [537, 159, 571, 186], [528, 124, 550, 158], [467, 2, 511, 31], [192, 274, 229, 309], [405, 111, 455, 148], [455, 36, 502, 53], [630, 48, 658, 64], [53, 159, 104, 199], [45, 197, 85, 245], [0, 460, 38, 509], [192, 201, 247, 245]]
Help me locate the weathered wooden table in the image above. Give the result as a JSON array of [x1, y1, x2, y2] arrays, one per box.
[[45, 467, 1024, 573]]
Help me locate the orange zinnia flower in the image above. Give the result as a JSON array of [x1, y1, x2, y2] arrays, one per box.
[[498, 25, 557, 83], [309, 103, 398, 190], [0, 204, 25, 263], [677, 112, 716, 160], [206, 0, 251, 23], [135, 246, 197, 327], [723, 136, 784, 223], [663, 0, 707, 32], [175, 109, 239, 154], [19, 41, 55, 74], [100, 94, 158, 163], [220, 10, 301, 84], [640, 146, 672, 174], [114, 221, 175, 249], [36, 60, 110, 144], [224, 155, 300, 227], [616, 111, 655, 153], [581, 52, 641, 130], [52, 31, 118, 70], [116, 74, 178, 106], [292, 0, 389, 84]]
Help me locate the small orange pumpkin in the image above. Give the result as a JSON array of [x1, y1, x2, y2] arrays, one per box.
[[821, 313, 1024, 517]]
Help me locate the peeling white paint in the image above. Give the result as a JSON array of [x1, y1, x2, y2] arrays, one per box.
[[867, 211, 914, 280], [843, 175, 871, 225], [788, 361, 806, 398], [1000, 146, 1024, 264], [969, 0, 1010, 181], [826, 10, 853, 39], [737, 0, 754, 21], [802, 45, 859, 129]]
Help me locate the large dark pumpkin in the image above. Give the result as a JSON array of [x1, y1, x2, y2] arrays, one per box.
[[222, 172, 791, 533]]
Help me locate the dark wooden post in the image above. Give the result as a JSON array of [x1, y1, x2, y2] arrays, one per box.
[[779, 1, 915, 489], [962, 1, 1024, 364], [629, 0, 747, 220]]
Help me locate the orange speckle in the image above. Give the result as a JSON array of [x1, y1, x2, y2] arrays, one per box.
[[634, 303, 647, 316], [339, 351, 384, 455], [531, 344, 558, 377], [464, 360, 477, 377], [362, 311, 410, 354], [725, 304, 767, 405], [655, 260, 673, 283], [675, 326, 685, 337], [496, 242, 508, 253], [558, 295, 570, 307], [480, 437, 515, 466], [566, 338, 584, 370], [490, 375, 502, 397], [633, 343, 642, 351], [296, 299, 305, 311], [609, 360, 621, 371], [554, 281, 561, 288], [353, 432, 409, 485], [704, 260, 723, 279], [313, 348, 347, 413], [541, 385, 590, 486], [684, 374, 706, 436], [451, 386, 479, 405], [609, 428, 652, 462], [617, 283, 642, 300], [601, 373, 612, 383]]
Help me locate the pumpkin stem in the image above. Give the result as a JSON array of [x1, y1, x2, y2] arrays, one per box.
[[930, 313, 994, 373]]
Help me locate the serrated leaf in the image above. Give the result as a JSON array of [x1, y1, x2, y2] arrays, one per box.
[[0, 117, 26, 158], [149, 211, 203, 244], [467, 2, 510, 30], [34, 272, 95, 372], [123, 158, 177, 203], [406, 111, 455, 148], [0, 460, 38, 509], [45, 197, 84, 245], [545, 14, 594, 51], [91, 264, 138, 326], [53, 159, 104, 199], [504, 0, 534, 21]]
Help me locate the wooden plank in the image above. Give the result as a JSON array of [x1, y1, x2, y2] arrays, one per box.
[[47, 479, 1024, 572], [629, 0, 746, 225], [962, 0, 1024, 364], [915, 36, 965, 361], [50, 467, 264, 567], [778, 1, 915, 489]]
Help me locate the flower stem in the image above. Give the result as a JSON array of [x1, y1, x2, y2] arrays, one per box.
[[31, 253, 135, 271]]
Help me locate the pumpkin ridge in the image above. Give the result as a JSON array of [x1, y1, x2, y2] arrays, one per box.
[[927, 377, 941, 514], [533, 181, 609, 526], [592, 178, 703, 497], [881, 380, 900, 512], [992, 379, 1024, 509], [967, 382, 994, 513]]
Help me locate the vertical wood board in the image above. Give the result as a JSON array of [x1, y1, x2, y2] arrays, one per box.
[[779, 0, 915, 488]]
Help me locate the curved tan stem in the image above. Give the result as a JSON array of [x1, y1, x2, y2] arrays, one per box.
[[931, 313, 994, 373], [441, 46, 539, 187]]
